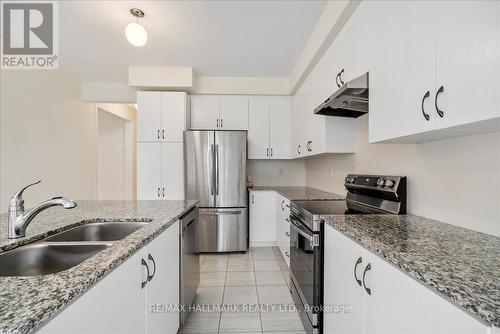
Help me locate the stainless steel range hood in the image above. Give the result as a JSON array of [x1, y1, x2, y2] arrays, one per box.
[[313, 72, 368, 117]]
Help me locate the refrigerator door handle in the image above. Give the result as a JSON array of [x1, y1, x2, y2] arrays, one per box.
[[215, 144, 219, 196], [210, 144, 215, 196]]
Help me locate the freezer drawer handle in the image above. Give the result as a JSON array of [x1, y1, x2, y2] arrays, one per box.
[[199, 210, 242, 216]]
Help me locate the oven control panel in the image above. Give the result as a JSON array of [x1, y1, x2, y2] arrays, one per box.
[[345, 174, 401, 191]]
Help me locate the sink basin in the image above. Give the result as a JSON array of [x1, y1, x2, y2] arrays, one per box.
[[44, 222, 148, 242], [0, 243, 111, 276]]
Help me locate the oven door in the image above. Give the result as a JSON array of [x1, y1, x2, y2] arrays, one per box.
[[289, 215, 322, 333]]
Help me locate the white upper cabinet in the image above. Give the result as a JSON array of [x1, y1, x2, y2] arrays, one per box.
[[137, 91, 187, 142], [368, 0, 436, 142], [190, 95, 249, 130], [162, 92, 187, 142], [190, 95, 220, 130], [434, 0, 500, 130], [368, 0, 500, 143], [137, 92, 162, 141], [269, 99, 292, 159], [219, 96, 249, 130], [248, 97, 292, 160], [291, 40, 356, 158], [248, 98, 270, 159]]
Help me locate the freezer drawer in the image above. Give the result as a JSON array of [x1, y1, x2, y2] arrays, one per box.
[[198, 208, 248, 252]]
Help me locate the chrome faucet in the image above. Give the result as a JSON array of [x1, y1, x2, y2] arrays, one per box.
[[8, 181, 77, 239]]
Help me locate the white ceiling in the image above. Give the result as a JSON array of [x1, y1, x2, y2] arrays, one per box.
[[59, 1, 326, 83]]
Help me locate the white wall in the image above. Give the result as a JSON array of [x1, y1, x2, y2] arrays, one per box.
[[0, 71, 96, 213], [248, 160, 306, 187], [305, 116, 500, 237]]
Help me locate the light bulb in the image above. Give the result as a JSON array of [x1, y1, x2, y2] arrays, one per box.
[[125, 22, 148, 47]]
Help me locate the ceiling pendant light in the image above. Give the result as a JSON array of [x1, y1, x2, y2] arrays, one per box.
[[125, 8, 148, 47]]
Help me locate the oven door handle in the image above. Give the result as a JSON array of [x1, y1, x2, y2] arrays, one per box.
[[290, 216, 314, 243]]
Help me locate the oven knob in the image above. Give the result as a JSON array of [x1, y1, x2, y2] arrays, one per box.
[[345, 177, 350, 183], [385, 180, 395, 188], [377, 178, 385, 187]]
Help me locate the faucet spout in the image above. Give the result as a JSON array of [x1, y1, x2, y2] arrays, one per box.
[[7, 181, 77, 239]]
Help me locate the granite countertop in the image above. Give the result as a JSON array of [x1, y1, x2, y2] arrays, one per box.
[[0, 200, 198, 334], [250, 186, 345, 201], [323, 214, 500, 327]]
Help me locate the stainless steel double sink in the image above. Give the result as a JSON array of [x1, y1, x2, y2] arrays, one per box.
[[0, 222, 148, 277]]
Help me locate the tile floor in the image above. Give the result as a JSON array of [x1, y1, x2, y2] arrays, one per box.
[[178, 247, 306, 334]]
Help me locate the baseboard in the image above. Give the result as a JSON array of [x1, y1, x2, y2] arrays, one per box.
[[250, 241, 278, 248]]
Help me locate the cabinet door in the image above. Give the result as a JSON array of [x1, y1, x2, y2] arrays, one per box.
[[137, 142, 162, 200], [146, 221, 180, 334], [269, 99, 291, 159], [340, 2, 374, 84], [435, 1, 500, 129], [364, 251, 489, 334], [190, 95, 219, 130], [163, 92, 186, 142], [38, 251, 147, 334], [249, 191, 277, 245], [368, 1, 435, 143], [219, 96, 249, 130], [324, 227, 365, 334], [137, 92, 162, 141], [162, 143, 184, 200], [248, 98, 270, 159], [290, 96, 303, 158]]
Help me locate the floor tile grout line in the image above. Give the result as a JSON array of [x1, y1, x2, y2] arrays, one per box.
[[251, 248, 265, 334]]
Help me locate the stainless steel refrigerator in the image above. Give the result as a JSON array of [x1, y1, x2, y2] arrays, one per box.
[[184, 130, 248, 252]]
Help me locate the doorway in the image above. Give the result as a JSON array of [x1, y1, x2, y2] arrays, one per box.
[[95, 103, 137, 200]]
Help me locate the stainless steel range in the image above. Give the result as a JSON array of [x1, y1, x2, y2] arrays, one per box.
[[289, 174, 407, 334]]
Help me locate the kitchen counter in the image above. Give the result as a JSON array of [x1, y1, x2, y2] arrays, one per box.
[[250, 186, 345, 201], [0, 200, 198, 334], [324, 214, 500, 328]]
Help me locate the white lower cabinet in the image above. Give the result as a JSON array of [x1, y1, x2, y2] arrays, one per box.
[[276, 194, 290, 266], [249, 190, 290, 267], [249, 190, 277, 246], [325, 226, 490, 334], [39, 222, 180, 334]]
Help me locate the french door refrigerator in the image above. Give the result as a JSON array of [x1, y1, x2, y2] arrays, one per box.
[[184, 130, 248, 252]]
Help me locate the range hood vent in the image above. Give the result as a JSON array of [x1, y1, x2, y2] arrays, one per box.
[[313, 72, 369, 118]]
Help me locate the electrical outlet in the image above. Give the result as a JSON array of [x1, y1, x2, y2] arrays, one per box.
[[279, 168, 284, 176]]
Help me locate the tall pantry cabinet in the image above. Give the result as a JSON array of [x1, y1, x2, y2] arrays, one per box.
[[137, 92, 188, 200]]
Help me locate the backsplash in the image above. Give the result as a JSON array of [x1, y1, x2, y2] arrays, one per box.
[[247, 160, 306, 187]]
